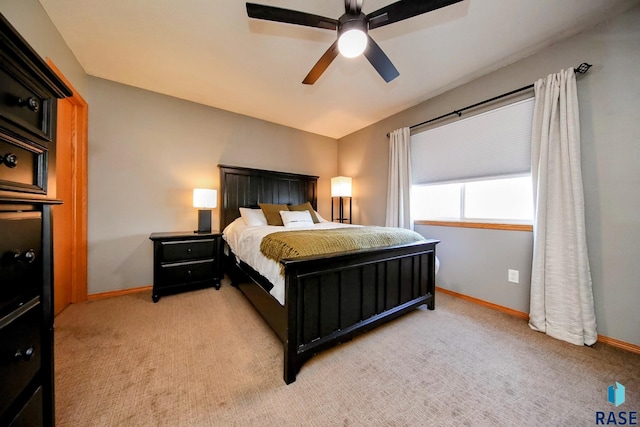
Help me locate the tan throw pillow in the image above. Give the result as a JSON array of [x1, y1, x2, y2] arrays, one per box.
[[288, 202, 320, 223], [259, 203, 289, 226]]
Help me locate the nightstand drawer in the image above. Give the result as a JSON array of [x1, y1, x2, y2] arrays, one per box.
[[0, 300, 42, 417], [159, 259, 215, 287], [159, 239, 214, 262]]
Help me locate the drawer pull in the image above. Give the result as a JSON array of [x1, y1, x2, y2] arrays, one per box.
[[187, 270, 192, 276], [17, 97, 40, 112], [186, 248, 192, 254], [14, 346, 35, 362], [0, 153, 18, 168], [10, 249, 37, 264]]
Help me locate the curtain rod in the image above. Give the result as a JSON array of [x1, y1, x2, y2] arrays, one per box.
[[387, 63, 592, 137]]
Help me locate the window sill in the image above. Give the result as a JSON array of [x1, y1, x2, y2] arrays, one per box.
[[414, 220, 533, 232]]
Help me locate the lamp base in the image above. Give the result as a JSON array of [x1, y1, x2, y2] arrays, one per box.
[[195, 209, 212, 234], [331, 196, 352, 224]]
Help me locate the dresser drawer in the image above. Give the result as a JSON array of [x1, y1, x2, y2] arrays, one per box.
[[0, 212, 42, 317], [159, 259, 215, 287], [0, 63, 53, 143], [160, 239, 215, 262], [7, 385, 43, 427], [0, 299, 42, 417], [0, 135, 46, 195]]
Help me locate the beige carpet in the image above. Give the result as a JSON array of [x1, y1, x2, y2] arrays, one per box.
[[54, 279, 640, 426]]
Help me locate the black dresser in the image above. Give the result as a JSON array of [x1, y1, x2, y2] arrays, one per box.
[[0, 14, 72, 427]]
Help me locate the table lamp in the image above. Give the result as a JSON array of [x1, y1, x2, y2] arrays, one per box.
[[193, 188, 217, 233]]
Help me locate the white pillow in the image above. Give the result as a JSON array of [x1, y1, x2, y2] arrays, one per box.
[[279, 210, 314, 228], [239, 208, 268, 227]]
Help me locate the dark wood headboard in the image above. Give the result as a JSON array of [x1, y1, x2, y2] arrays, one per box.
[[218, 165, 318, 231]]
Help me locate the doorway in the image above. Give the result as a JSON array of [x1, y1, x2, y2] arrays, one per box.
[[46, 59, 89, 315]]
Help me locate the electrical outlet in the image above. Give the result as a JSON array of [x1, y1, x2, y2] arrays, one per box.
[[508, 269, 519, 284]]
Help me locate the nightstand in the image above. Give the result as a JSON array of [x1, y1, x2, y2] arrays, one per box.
[[149, 231, 223, 302]]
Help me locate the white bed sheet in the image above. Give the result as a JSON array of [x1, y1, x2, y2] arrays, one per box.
[[223, 218, 358, 305]]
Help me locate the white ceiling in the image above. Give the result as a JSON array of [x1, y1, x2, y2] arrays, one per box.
[[39, 0, 637, 139]]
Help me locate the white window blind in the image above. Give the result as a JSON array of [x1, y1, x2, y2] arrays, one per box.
[[411, 97, 534, 184]]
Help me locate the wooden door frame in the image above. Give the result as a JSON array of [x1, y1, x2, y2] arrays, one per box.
[[46, 59, 88, 303]]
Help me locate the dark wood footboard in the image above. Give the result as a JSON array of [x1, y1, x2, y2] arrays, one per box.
[[281, 240, 438, 384]]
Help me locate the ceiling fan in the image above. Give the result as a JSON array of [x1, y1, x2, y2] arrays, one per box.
[[246, 0, 462, 85]]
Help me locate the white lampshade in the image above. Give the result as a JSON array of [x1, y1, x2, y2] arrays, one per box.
[[193, 188, 217, 209], [338, 29, 367, 58], [331, 176, 352, 197]]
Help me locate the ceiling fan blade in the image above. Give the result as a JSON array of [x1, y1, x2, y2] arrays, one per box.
[[345, 0, 364, 15], [247, 3, 338, 30], [302, 41, 340, 85], [367, 0, 463, 30], [363, 35, 399, 83]]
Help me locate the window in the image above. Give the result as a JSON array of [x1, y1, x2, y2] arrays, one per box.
[[412, 175, 533, 223], [410, 98, 535, 226]]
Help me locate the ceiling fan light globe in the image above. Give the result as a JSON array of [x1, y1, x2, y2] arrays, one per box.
[[338, 29, 367, 58]]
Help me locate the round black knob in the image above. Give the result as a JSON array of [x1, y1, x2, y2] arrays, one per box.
[[23, 346, 35, 361], [1, 153, 18, 168], [186, 248, 192, 254], [17, 97, 39, 112], [23, 249, 36, 264], [14, 346, 35, 362]]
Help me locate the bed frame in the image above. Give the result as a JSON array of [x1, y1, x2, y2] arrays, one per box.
[[219, 165, 438, 384]]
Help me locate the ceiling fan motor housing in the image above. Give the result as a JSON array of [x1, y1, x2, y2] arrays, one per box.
[[338, 12, 368, 36]]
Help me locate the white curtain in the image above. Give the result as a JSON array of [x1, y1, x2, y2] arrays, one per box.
[[385, 127, 412, 229], [529, 68, 597, 346]]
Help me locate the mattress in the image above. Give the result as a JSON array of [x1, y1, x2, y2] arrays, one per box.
[[223, 218, 359, 304]]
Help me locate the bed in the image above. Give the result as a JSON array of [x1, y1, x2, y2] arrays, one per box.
[[219, 165, 439, 384]]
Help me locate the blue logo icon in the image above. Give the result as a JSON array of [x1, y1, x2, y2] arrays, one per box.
[[608, 382, 625, 407]]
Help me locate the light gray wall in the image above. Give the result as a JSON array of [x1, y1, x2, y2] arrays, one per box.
[[87, 77, 337, 295], [339, 6, 640, 346], [0, 0, 88, 96], [417, 225, 533, 313]]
